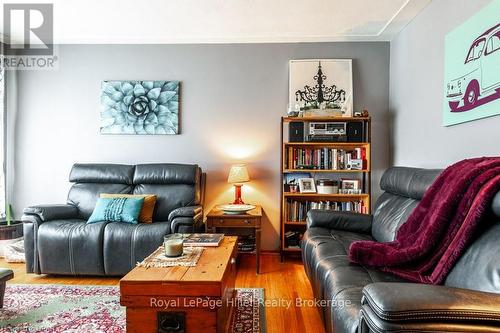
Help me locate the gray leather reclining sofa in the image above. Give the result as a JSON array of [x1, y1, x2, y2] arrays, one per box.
[[302, 167, 500, 333], [23, 163, 205, 276]]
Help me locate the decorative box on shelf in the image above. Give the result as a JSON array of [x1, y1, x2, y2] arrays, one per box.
[[280, 116, 372, 261]]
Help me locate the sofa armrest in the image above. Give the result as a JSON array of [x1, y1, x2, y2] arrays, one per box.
[[169, 206, 203, 233], [359, 282, 500, 332], [23, 204, 79, 221], [168, 205, 203, 221], [22, 204, 79, 274], [306, 210, 372, 234], [21, 214, 43, 274]]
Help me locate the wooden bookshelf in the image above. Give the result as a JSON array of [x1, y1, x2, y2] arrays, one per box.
[[280, 116, 372, 260]]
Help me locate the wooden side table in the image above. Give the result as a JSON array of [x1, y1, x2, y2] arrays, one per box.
[[206, 205, 262, 274]]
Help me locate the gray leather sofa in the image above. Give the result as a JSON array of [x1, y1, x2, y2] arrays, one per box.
[[23, 163, 205, 276], [302, 167, 500, 333]]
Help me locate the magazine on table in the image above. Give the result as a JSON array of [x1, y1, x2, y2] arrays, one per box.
[[183, 233, 224, 247]]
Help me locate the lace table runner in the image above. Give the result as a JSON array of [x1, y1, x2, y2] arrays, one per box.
[[136, 245, 204, 268]]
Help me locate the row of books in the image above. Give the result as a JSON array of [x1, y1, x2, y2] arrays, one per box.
[[285, 199, 367, 222], [285, 147, 366, 170]]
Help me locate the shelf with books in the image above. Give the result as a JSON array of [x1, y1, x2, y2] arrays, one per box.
[[283, 169, 369, 173], [283, 192, 369, 198], [285, 198, 368, 223], [282, 116, 370, 123], [284, 142, 370, 147], [284, 221, 307, 226], [280, 116, 372, 261], [284, 145, 370, 171]]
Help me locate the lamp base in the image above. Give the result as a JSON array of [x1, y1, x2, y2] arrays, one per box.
[[233, 184, 245, 205]]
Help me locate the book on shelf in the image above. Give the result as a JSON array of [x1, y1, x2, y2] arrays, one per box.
[[284, 231, 302, 248], [286, 147, 366, 170], [183, 233, 224, 247], [285, 199, 366, 222], [238, 235, 256, 252]]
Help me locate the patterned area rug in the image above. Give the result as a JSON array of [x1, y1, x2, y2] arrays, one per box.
[[0, 285, 265, 333]]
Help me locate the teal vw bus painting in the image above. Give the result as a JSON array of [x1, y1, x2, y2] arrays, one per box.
[[443, 0, 500, 126]]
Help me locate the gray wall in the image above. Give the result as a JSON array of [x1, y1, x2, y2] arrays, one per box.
[[390, 0, 497, 167], [15, 43, 390, 250]]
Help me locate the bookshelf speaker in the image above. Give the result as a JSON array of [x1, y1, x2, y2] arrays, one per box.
[[347, 122, 364, 142], [289, 122, 304, 142]]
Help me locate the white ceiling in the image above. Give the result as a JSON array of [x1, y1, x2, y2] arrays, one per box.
[[1, 0, 431, 44]]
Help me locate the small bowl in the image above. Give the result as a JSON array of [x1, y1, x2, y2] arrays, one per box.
[[219, 204, 256, 214]]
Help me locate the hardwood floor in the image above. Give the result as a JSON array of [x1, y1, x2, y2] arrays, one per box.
[[0, 254, 325, 333]]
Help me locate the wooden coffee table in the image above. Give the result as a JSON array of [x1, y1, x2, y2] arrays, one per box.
[[120, 236, 238, 333]]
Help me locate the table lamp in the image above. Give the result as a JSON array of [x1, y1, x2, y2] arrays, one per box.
[[227, 164, 250, 204]]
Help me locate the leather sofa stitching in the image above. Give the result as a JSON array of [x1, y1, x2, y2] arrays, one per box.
[[363, 292, 500, 322], [331, 285, 363, 304], [314, 254, 349, 279], [314, 254, 349, 296], [68, 223, 78, 275], [377, 310, 500, 322], [364, 268, 376, 284], [131, 225, 138, 268], [359, 309, 384, 333]]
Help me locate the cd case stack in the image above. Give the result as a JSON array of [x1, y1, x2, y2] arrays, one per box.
[[238, 235, 256, 253]]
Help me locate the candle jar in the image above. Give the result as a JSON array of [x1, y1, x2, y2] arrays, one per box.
[[164, 234, 184, 257]]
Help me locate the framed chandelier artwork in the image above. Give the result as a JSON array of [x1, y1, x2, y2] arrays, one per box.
[[289, 59, 353, 117]]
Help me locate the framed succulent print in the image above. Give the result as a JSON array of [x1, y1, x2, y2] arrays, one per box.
[[100, 80, 179, 134]]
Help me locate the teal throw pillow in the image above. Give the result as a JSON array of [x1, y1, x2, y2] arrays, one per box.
[[87, 197, 144, 224]]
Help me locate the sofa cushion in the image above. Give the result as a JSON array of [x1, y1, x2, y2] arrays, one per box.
[[87, 197, 144, 224], [103, 221, 171, 275], [445, 220, 500, 293], [372, 167, 440, 242], [371, 193, 418, 242], [37, 219, 107, 275], [133, 184, 196, 221], [67, 183, 133, 219], [379, 167, 441, 200], [302, 228, 373, 291], [133, 163, 199, 185], [69, 163, 134, 184], [326, 287, 363, 333], [302, 227, 406, 333], [100, 193, 157, 223], [66, 163, 201, 221]]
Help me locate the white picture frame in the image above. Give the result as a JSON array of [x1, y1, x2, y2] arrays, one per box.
[[298, 178, 317, 193], [289, 59, 353, 117], [340, 179, 362, 194]]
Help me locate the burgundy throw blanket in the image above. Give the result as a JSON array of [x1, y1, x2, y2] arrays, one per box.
[[349, 157, 500, 284]]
